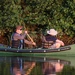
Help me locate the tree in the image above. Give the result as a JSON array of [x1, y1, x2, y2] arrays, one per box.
[[23, 0, 75, 37], [0, 0, 23, 34]]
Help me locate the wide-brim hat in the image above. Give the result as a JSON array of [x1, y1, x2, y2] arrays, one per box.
[[47, 29, 58, 36], [16, 25, 23, 30]]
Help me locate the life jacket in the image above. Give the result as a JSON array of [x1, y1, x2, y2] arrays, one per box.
[[11, 33, 24, 49], [42, 41, 54, 48], [42, 35, 55, 48]]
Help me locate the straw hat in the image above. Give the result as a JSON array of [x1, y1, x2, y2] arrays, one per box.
[[47, 29, 58, 36]]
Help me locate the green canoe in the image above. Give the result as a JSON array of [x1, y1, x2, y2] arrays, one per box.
[[0, 44, 74, 57]]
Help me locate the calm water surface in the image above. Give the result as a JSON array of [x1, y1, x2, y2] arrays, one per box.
[[0, 56, 75, 75]]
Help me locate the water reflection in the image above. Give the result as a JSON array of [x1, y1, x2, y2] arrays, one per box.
[[0, 56, 74, 75], [10, 57, 36, 75], [42, 61, 64, 75]]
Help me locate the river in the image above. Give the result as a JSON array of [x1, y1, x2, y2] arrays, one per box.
[[0, 56, 75, 75]]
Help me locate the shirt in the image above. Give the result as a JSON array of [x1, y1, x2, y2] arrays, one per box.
[[45, 34, 57, 42]]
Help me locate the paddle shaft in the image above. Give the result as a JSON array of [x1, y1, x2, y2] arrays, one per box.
[[23, 25, 35, 45], [27, 33, 34, 43]]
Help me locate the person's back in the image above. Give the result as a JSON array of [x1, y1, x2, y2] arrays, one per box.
[[42, 29, 64, 48], [42, 35, 55, 48]]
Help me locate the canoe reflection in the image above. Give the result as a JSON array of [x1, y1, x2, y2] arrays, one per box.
[[0, 56, 70, 75]]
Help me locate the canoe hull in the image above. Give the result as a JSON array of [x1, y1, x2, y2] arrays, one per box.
[[0, 44, 74, 56]]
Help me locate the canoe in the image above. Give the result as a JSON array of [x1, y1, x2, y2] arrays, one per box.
[[0, 44, 74, 57]]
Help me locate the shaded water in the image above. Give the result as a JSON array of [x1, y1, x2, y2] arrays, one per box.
[[0, 56, 75, 75]]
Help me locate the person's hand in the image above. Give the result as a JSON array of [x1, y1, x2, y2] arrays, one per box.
[[24, 31, 28, 34], [32, 42, 36, 46], [62, 42, 64, 46]]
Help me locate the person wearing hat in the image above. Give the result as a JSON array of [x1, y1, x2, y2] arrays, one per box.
[[42, 29, 64, 48], [11, 25, 36, 49]]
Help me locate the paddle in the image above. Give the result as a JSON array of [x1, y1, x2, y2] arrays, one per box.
[[23, 25, 36, 46], [27, 33, 34, 43]]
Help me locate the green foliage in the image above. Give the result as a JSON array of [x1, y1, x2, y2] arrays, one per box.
[[0, 0, 24, 45], [0, 0, 23, 32], [23, 0, 75, 37], [0, 0, 75, 38]]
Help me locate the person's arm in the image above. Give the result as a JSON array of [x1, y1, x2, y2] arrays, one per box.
[[56, 39, 64, 46], [14, 33, 26, 40], [24, 39, 36, 46], [14, 31, 28, 40]]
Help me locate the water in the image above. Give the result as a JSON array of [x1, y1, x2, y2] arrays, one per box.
[[0, 56, 75, 75]]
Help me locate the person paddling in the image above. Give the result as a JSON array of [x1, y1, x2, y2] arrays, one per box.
[[11, 25, 36, 49], [42, 29, 64, 48]]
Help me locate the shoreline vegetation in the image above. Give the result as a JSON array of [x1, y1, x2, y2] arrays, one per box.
[[0, 0, 75, 46]]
